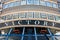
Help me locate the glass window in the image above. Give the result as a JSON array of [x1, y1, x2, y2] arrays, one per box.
[[54, 23, 60, 28], [3, 4, 8, 9], [19, 20, 28, 25], [19, 13, 25, 18], [53, 3, 58, 8], [47, 21, 53, 26], [40, 1, 46, 6], [25, 27, 34, 34], [21, 0, 26, 5], [0, 23, 6, 27], [14, 20, 19, 25], [8, 2, 13, 7], [23, 36, 35, 40], [55, 16, 60, 21], [48, 14, 54, 20], [34, 0, 39, 5], [1, 16, 6, 20], [14, 2, 18, 6], [34, 12, 39, 18], [46, 2, 52, 7], [58, 3, 60, 8], [12, 14, 19, 19], [27, 0, 33, 5], [6, 15, 12, 20], [26, 12, 33, 18], [16, 1, 20, 6], [39, 20, 44, 25], [6, 22, 13, 26], [29, 20, 35, 25], [40, 13, 47, 19]]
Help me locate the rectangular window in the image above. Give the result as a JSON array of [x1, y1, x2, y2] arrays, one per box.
[[52, 3, 58, 8], [34, 0, 39, 5], [0, 23, 6, 27], [14, 20, 19, 25], [12, 14, 19, 19], [1, 16, 6, 20], [48, 14, 54, 20], [47, 21, 53, 26], [55, 16, 60, 21], [6, 22, 13, 26], [19, 13, 25, 18], [34, 12, 39, 18], [26, 12, 33, 18], [40, 1, 46, 6], [16, 1, 20, 6], [14, 2, 18, 6], [27, 0, 33, 5], [46, 2, 52, 7], [6, 15, 12, 20], [19, 20, 28, 25], [40, 13, 47, 19], [54, 23, 60, 28], [3, 4, 8, 9], [21, 0, 26, 5], [8, 2, 13, 7]]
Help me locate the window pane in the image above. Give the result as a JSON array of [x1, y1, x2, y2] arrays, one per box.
[[0, 23, 6, 27], [6, 22, 13, 26], [15, 1, 20, 6], [21, 0, 26, 5], [1, 16, 6, 20], [47, 21, 53, 26], [40, 13, 47, 19], [27, 0, 33, 5], [34, 0, 39, 5], [40, 1, 46, 6], [53, 3, 58, 8], [13, 2, 18, 6], [48, 14, 54, 20], [25, 27, 34, 34], [19, 20, 28, 25], [6, 15, 12, 20], [12, 14, 19, 19], [39, 20, 44, 25], [19, 13, 25, 18], [34, 12, 39, 18], [23, 36, 35, 40], [26, 12, 33, 18], [14, 20, 19, 25], [46, 2, 52, 7], [8, 2, 13, 7], [29, 20, 35, 25], [55, 16, 60, 21], [54, 23, 60, 28], [3, 4, 8, 9]]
